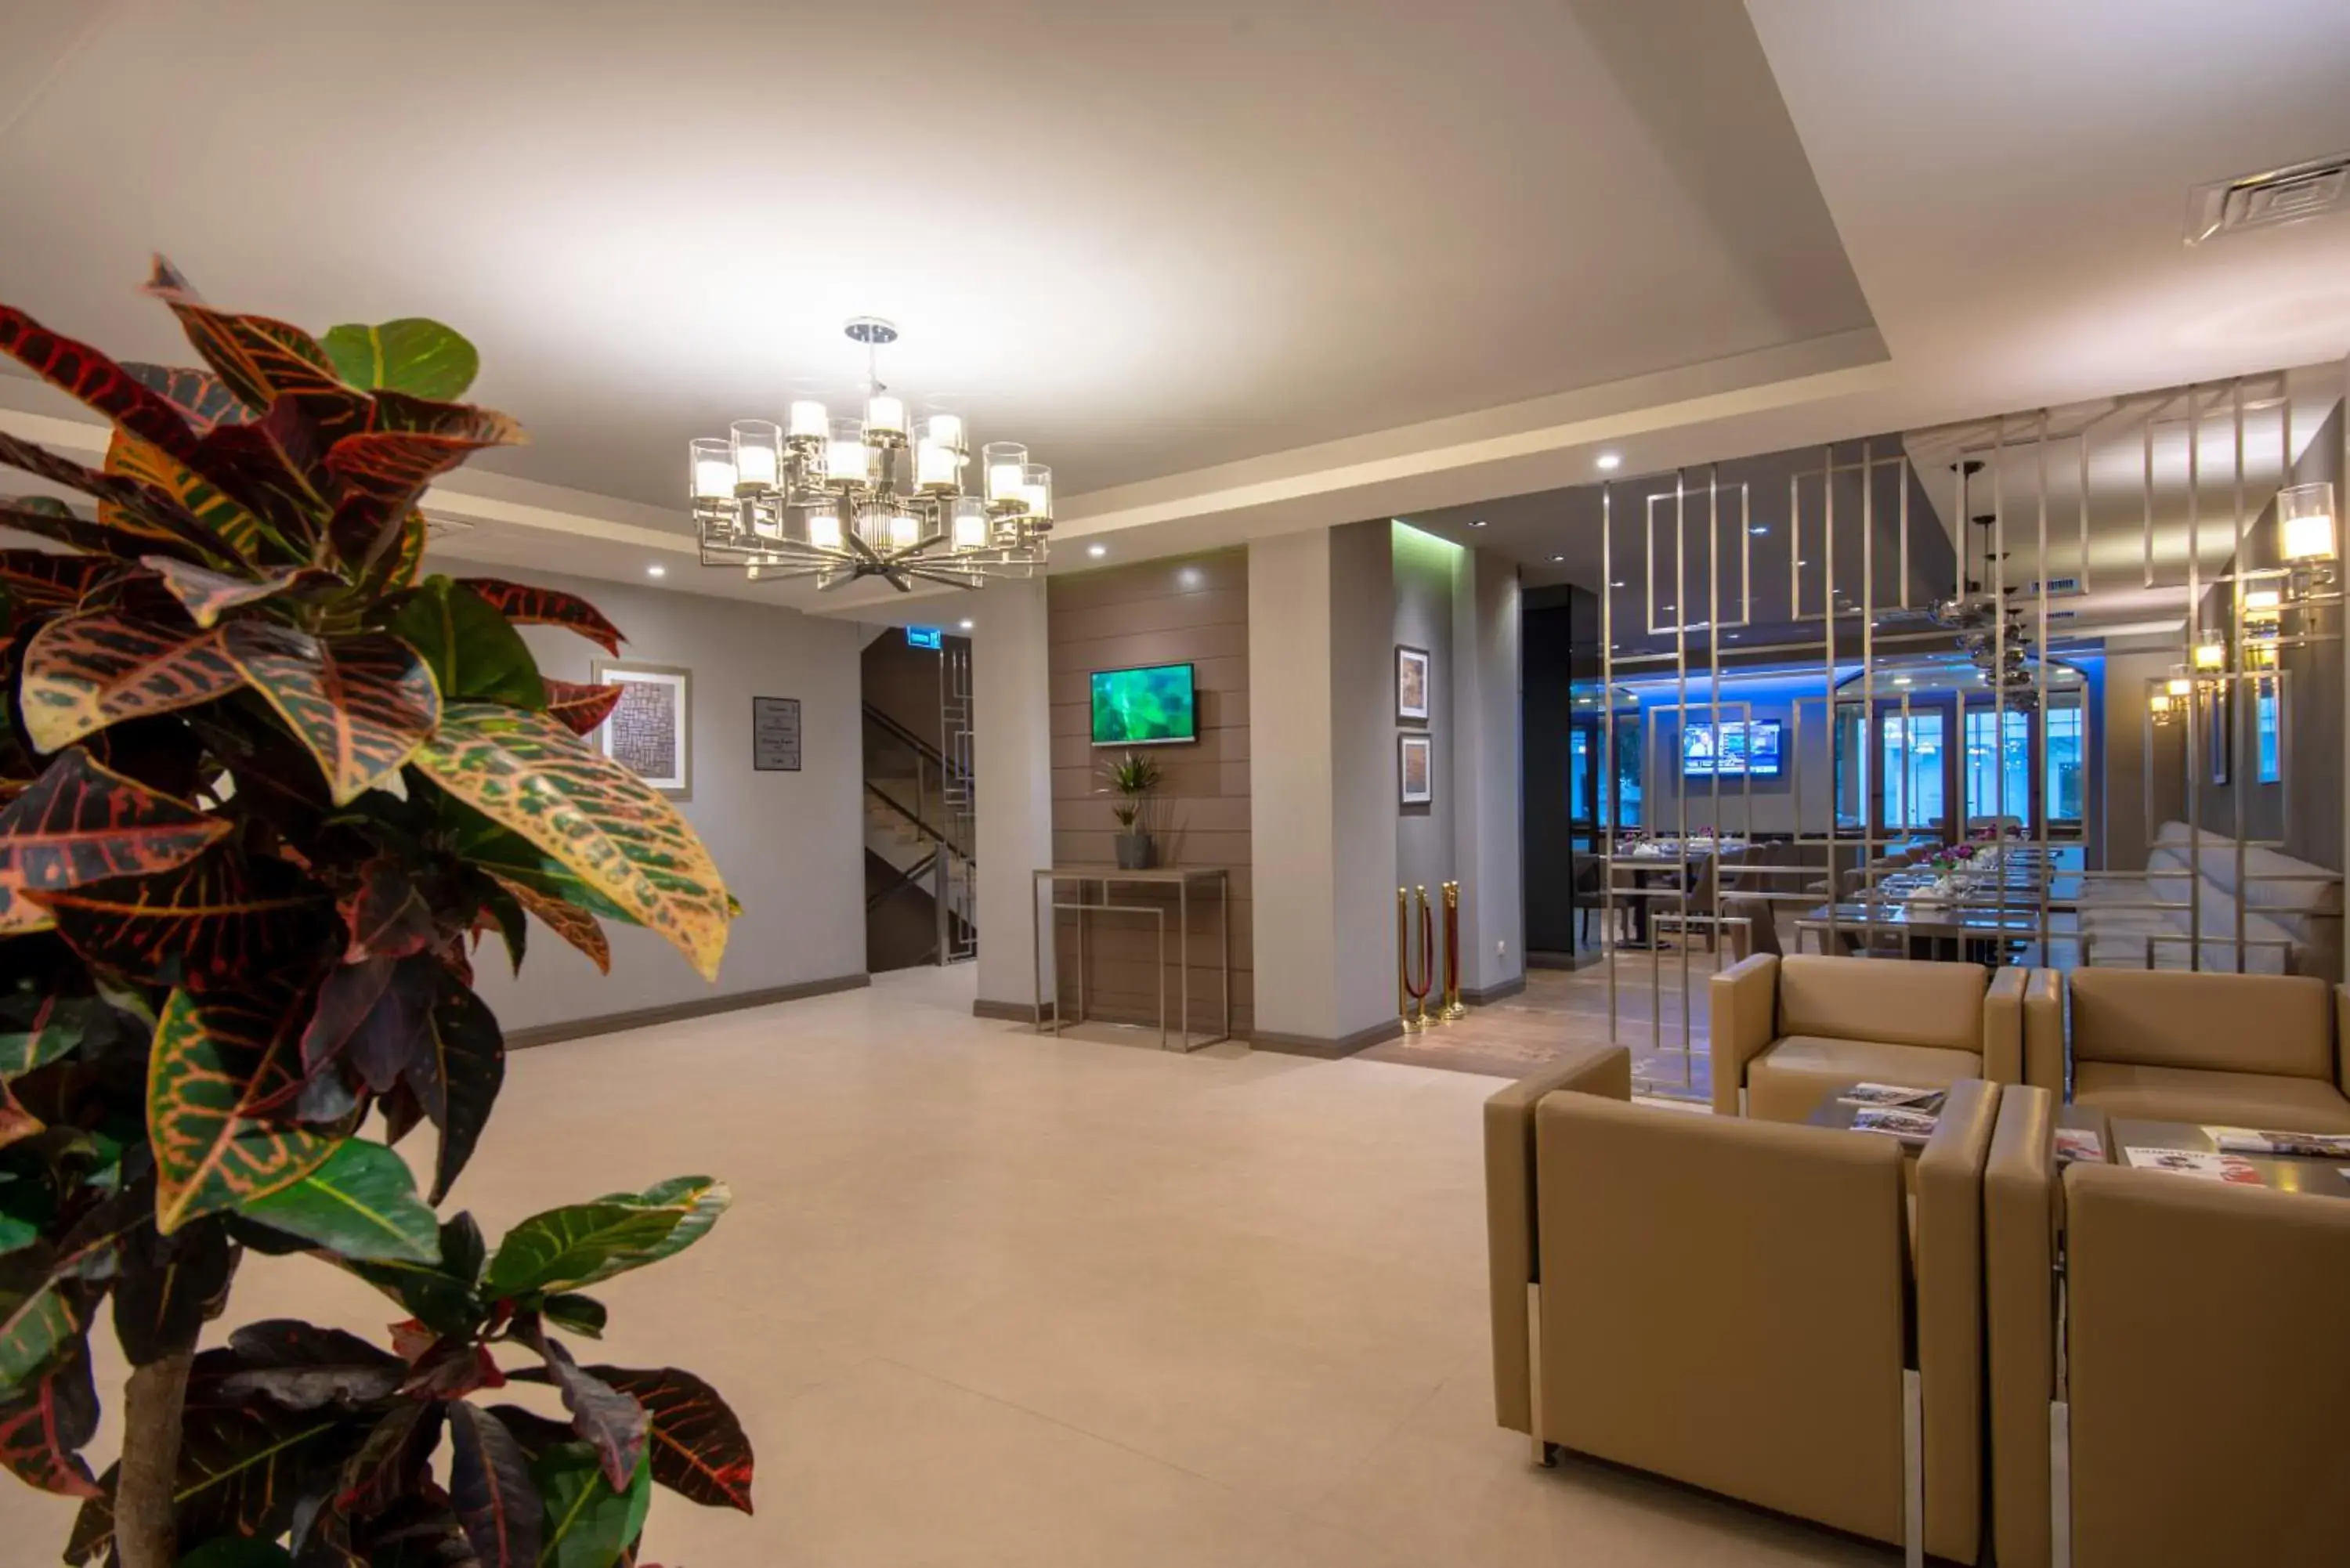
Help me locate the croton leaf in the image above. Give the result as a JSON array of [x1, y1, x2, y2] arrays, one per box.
[[349, 1493, 481, 1568], [0, 990, 108, 1078], [63, 1465, 114, 1565], [490, 872, 609, 975], [342, 954, 436, 1095], [142, 555, 338, 628], [107, 429, 289, 566], [177, 1537, 295, 1568], [334, 1398, 442, 1521], [324, 401, 526, 572], [445, 807, 640, 929], [0, 1252, 101, 1396], [206, 1318, 405, 1412], [111, 1215, 237, 1366], [341, 857, 438, 962], [302, 953, 394, 1072], [121, 362, 251, 436], [186, 406, 336, 551], [386, 576, 546, 710], [447, 1399, 543, 1568], [147, 978, 335, 1234], [174, 1360, 367, 1544], [457, 580, 624, 657], [323, 320, 481, 402], [38, 844, 332, 986], [480, 1176, 729, 1301], [0, 1339, 99, 1498], [0, 495, 175, 561], [0, 551, 121, 614], [238, 1136, 440, 1263], [542, 678, 624, 738], [334, 1248, 483, 1341], [414, 706, 728, 981], [0, 1079, 42, 1150], [0, 888, 51, 935], [18, 609, 244, 753], [418, 977, 504, 1205], [0, 429, 222, 563], [540, 1292, 606, 1340], [533, 1440, 651, 1568], [0, 303, 204, 460], [144, 258, 367, 442], [518, 1337, 645, 1492], [580, 1366, 754, 1515], [0, 748, 230, 894], [223, 621, 441, 806], [369, 507, 430, 598]]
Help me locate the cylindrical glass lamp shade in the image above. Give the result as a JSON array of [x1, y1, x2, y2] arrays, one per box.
[[730, 420, 783, 491], [2149, 691, 2173, 715], [825, 417, 874, 489], [2192, 638, 2227, 670], [1021, 463, 1053, 524], [788, 400, 829, 443], [690, 439, 736, 501], [949, 497, 989, 551], [866, 393, 907, 443], [2165, 675, 2193, 697], [805, 502, 844, 551], [916, 442, 960, 491], [2281, 482, 2337, 561], [887, 509, 920, 550], [983, 442, 1029, 508], [917, 413, 965, 454]]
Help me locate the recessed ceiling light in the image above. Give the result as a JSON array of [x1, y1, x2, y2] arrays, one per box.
[[1796, 558, 1810, 567], [959, 618, 975, 630], [1469, 519, 1488, 528], [1893, 676, 1913, 686], [1596, 452, 1622, 471], [1552, 554, 1567, 562], [1609, 580, 1625, 589], [1086, 543, 1108, 558], [645, 564, 666, 577], [1749, 526, 1770, 536]]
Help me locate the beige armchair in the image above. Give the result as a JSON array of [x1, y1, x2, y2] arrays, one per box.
[[1711, 952, 2024, 1122], [1985, 1086, 2350, 1566], [2023, 967, 2350, 1131], [1486, 1044, 2000, 1565]]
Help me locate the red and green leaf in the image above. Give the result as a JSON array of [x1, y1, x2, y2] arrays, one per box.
[[335, 1399, 441, 1519], [0, 303, 203, 460], [35, 844, 331, 986], [414, 706, 728, 981], [0, 1264, 100, 1396], [0, 496, 172, 561], [342, 858, 436, 960], [0, 748, 230, 893], [0, 1080, 41, 1151], [414, 980, 504, 1205], [106, 429, 287, 565], [121, 363, 251, 436], [0, 552, 121, 614], [142, 555, 338, 628], [447, 1399, 542, 1568], [146, 978, 334, 1234], [386, 576, 545, 710], [532, 1440, 651, 1568], [457, 579, 625, 656], [588, 1366, 753, 1514], [491, 872, 609, 974], [110, 1216, 236, 1367], [224, 622, 440, 805], [237, 1138, 439, 1263], [144, 258, 368, 443], [0, 1344, 100, 1498], [171, 1364, 363, 1543], [543, 679, 624, 738], [19, 610, 244, 753], [0, 992, 107, 1078], [521, 1338, 646, 1491], [324, 404, 526, 569], [480, 1177, 729, 1300], [0, 430, 218, 562]]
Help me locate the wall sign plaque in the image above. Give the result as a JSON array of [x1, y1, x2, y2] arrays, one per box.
[[753, 695, 802, 772]]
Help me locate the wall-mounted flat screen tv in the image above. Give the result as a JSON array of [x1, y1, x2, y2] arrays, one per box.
[[1090, 663, 1198, 746], [1682, 720, 1783, 778]]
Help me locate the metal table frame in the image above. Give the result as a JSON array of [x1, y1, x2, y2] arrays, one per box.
[[1032, 865, 1231, 1052]]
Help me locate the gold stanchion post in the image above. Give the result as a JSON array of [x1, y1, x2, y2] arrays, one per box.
[[1441, 880, 1467, 1021]]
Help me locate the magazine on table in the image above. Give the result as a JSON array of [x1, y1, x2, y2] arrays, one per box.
[[2124, 1147, 2262, 1184], [1837, 1082, 1945, 1111], [2054, 1128, 2104, 1165], [2202, 1125, 2350, 1160], [1851, 1107, 1939, 1144]]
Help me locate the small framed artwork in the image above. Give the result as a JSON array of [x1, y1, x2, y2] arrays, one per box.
[[591, 659, 692, 800], [1396, 645, 1431, 724], [1398, 732, 1434, 806], [752, 695, 802, 772]]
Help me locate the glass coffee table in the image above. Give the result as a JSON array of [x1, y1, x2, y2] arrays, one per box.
[[2097, 1117, 2350, 1201]]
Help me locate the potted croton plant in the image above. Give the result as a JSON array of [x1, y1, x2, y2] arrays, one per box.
[[1099, 750, 1161, 869], [0, 262, 752, 1567]]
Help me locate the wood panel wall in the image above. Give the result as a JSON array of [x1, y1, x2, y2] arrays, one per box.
[[1047, 549, 1253, 1035]]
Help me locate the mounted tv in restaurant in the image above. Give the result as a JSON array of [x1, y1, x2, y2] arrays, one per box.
[[1090, 663, 1198, 746], [1682, 719, 1783, 778]]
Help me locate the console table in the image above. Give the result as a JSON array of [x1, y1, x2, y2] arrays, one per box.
[[1032, 865, 1231, 1052]]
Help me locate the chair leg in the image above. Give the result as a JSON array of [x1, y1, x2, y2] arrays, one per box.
[[1903, 1368, 1924, 1568]]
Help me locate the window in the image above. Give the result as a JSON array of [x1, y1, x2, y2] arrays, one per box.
[[1964, 707, 2031, 825], [1832, 705, 1867, 830], [1569, 726, 1592, 822], [1881, 711, 1945, 831], [2044, 698, 2085, 824], [2258, 681, 2281, 785], [1611, 713, 1643, 829]]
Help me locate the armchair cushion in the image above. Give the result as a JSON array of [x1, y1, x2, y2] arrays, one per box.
[[1708, 952, 1781, 1117], [1746, 1035, 1984, 1125], [1778, 953, 1987, 1053], [2070, 1060, 2350, 1132], [2069, 967, 2331, 1079]]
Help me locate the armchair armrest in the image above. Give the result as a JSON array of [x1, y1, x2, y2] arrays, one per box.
[[1983, 1084, 2059, 1568], [1914, 1080, 2000, 1567], [1484, 1045, 1630, 1433], [1983, 967, 2026, 1084], [1708, 953, 1780, 1117], [2337, 985, 2349, 1100], [2021, 968, 2065, 1093]]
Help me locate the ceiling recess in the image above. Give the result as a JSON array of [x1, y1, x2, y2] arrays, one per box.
[[2186, 152, 2350, 244]]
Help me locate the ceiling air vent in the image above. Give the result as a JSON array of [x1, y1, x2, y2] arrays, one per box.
[[2026, 577, 2082, 597], [2186, 153, 2350, 244]]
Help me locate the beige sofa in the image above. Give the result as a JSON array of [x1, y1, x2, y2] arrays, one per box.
[[2023, 966, 2350, 1131], [2077, 822, 2343, 981], [1487, 1044, 1999, 1565], [1711, 952, 2024, 1122], [1985, 1086, 2350, 1566]]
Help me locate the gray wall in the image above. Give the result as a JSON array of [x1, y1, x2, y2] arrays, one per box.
[[432, 558, 868, 1033], [1393, 522, 1455, 896]]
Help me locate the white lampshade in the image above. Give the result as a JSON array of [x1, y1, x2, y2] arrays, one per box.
[[982, 442, 1028, 507], [806, 504, 844, 551], [949, 497, 989, 551], [916, 442, 959, 490], [690, 439, 734, 500], [2192, 638, 2226, 670], [887, 510, 919, 550], [2281, 482, 2337, 561], [788, 400, 829, 441], [917, 413, 964, 453], [826, 417, 873, 489], [2165, 676, 2193, 697], [866, 393, 906, 439], [731, 420, 782, 490]]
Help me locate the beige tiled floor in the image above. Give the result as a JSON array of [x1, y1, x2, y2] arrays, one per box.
[[5, 965, 1887, 1566]]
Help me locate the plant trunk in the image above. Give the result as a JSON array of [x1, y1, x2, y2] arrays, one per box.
[[116, 1351, 192, 1568]]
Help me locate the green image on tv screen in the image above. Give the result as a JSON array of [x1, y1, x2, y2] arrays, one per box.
[[1090, 663, 1197, 746]]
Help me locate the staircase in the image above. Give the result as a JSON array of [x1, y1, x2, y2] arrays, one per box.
[[862, 683, 977, 972]]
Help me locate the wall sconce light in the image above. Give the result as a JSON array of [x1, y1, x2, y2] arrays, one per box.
[[2192, 637, 2227, 670], [2149, 690, 2176, 724], [2165, 674, 2193, 697], [2246, 641, 2280, 670], [2243, 587, 2284, 622], [2280, 482, 2337, 562]]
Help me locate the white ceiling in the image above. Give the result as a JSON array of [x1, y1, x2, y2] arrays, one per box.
[[2, 0, 2348, 627]]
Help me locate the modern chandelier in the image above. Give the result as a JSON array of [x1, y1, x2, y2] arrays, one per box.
[[689, 317, 1050, 591]]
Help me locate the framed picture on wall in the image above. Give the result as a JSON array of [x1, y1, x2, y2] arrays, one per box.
[[1398, 732, 1434, 806], [591, 659, 692, 800], [1396, 645, 1431, 724]]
